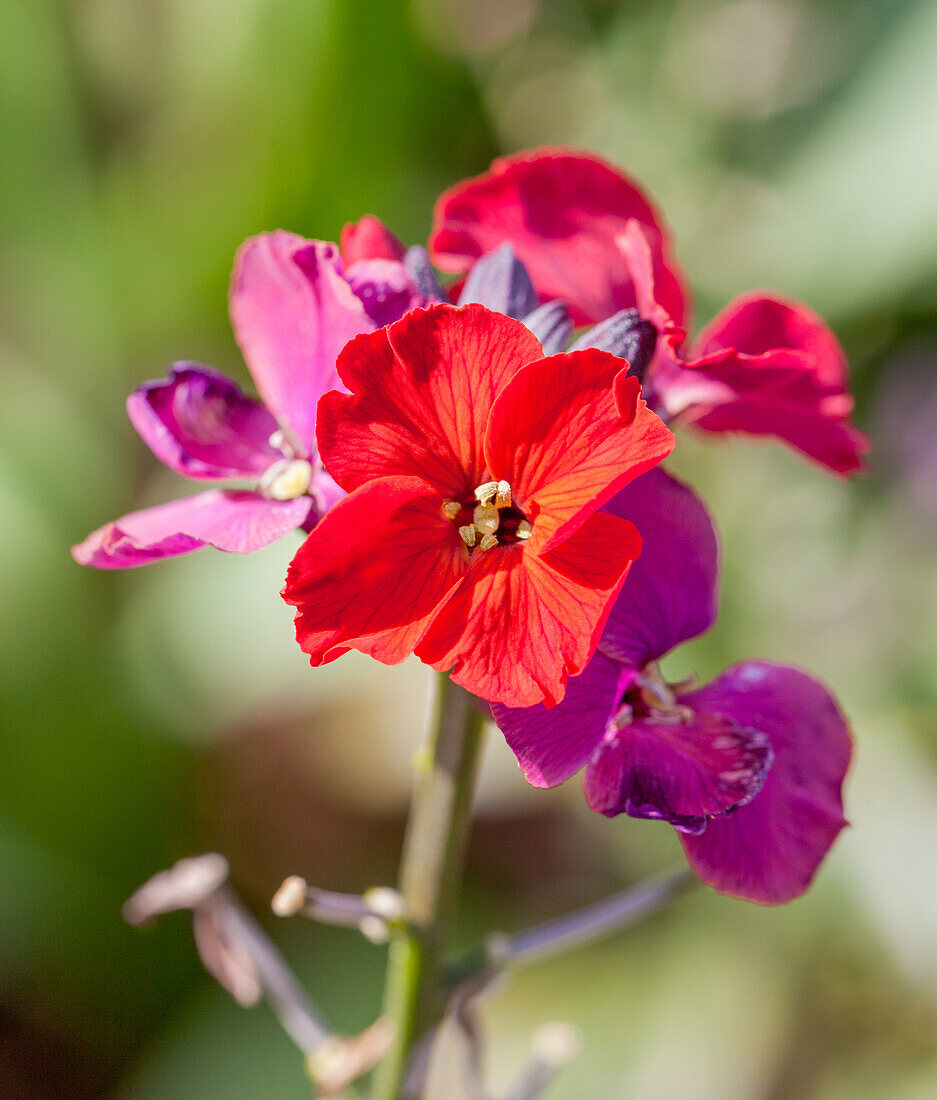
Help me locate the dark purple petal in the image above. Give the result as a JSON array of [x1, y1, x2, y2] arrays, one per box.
[[491, 653, 629, 788], [584, 710, 772, 832], [126, 364, 282, 481], [599, 468, 719, 667], [679, 662, 852, 904], [457, 243, 538, 319], [72, 490, 311, 568], [522, 300, 572, 355], [570, 308, 658, 385], [403, 246, 447, 301], [344, 258, 425, 327], [229, 232, 372, 456]]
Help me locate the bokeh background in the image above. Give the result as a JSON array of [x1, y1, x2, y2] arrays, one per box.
[[2, 0, 936, 1096]]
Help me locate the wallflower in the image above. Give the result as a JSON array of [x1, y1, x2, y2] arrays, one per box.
[[282, 303, 674, 707], [429, 148, 867, 475], [491, 468, 852, 903], [73, 231, 427, 568]]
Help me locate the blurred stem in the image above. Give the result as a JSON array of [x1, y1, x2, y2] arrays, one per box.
[[373, 673, 485, 1100]]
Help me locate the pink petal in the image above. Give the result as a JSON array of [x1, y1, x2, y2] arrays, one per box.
[[126, 364, 282, 480], [229, 232, 373, 456], [72, 490, 310, 568], [430, 148, 688, 327], [339, 215, 406, 264], [679, 662, 852, 904]]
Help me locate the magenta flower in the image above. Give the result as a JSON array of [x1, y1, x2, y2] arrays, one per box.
[[430, 148, 868, 476], [73, 230, 428, 568], [491, 468, 852, 904]]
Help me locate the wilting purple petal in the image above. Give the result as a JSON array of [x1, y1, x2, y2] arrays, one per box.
[[679, 662, 852, 904], [492, 653, 629, 788], [457, 243, 538, 319], [599, 468, 719, 667], [72, 490, 311, 568], [522, 300, 572, 355], [126, 364, 282, 480], [344, 258, 424, 327], [584, 708, 772, 833], [229, 232, 372, 456]]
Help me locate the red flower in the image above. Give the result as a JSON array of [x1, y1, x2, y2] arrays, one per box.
[[282, 304, 674, 707], [429, 147, 687, 328]]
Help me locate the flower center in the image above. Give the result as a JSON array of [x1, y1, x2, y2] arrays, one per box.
[[443, 480, 532, 552], [614, 662, 697, 727], [259, 458, 313, 500]]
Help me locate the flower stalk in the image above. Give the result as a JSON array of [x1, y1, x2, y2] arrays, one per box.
[[373, 672, 486, 1099]]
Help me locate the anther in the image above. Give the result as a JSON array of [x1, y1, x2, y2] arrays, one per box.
[[516, 519, 533, 540], [473, 502, 500, 536], [495, 480, 512, 509], [260, 458, 313, 500], [442, 501, 460, 520], [459, 525, 476, 548], [478, 533, 498, 551], [475, 481, 499, 504]]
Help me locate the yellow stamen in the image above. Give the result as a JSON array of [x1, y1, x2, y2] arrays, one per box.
[[458, 525, 476, 548], [495, 480, 512, 509], [516, 519, 533, 540], [442, 500, 460, 520], [478, 533, 498, 551], [474, 480, 499, 504], [262, 458, 313, 500]]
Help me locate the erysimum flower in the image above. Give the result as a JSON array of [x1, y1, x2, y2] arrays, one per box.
[[491, 467, 852, 903], [430, 147, 867, 476], [73, 230, 428, 568], [282, 303, 674, 707]]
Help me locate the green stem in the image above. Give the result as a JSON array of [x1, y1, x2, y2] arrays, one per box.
[[373, 673, 485, 1099]]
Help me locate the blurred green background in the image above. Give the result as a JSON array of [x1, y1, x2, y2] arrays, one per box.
[[2, 0, 936, 1096]]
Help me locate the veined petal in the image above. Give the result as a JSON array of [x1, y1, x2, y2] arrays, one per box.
[[492, 652, 627, 788], [485, 352, 674, 553], [599, 468, 719, 667], [318, 304, 543, 497], [416, 510, 642, 708], [72, 490, 310, 568], [584, 711, 772, 833], [430, 148, 687, 326], [229, 232, 372, 455], [282, 476, 468, 667], [126, 364, 282, 480], [679, 662, 852, 904]]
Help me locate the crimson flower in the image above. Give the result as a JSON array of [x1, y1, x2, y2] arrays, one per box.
[[492, 468, 852, 904], [282, 303, 674, 707], [430, 147, 867, 476], [72, 230, 429, 568]]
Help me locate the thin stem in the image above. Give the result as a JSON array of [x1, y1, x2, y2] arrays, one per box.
[[373, 673, 486, 1100]]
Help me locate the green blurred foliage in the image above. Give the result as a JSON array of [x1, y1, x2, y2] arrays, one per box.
[[1, 0, 936, 1096]]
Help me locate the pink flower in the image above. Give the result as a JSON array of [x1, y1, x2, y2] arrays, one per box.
[[73, 231, 428, 568]]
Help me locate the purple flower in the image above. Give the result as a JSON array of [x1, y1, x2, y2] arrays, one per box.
[[491, 468, 853, 904], [72, 231, 429, 568]]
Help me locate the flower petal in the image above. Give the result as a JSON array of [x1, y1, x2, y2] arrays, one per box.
[[416, 509, 642, 707], [72, 490, 310, 568], [491, 652, 627, 788], [282, 476, 468, 667], [229, 232, 372, 455], [339, 215, 406, 264], [430, 148, 687, 326], [343, 258, 424, 326], [456, 243, 538, 319], [598, 468, 719, 667], [126, 364, 282, 480], [670, 293, 869, 475], [584, 709, 772, 833], [485, 353, 674, 552], [521, 300, 572, 355], [318, 303, 543, 497], [678, 662, 852, 904]]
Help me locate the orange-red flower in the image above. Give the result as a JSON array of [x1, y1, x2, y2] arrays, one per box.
[[282, 303, 674, 707]]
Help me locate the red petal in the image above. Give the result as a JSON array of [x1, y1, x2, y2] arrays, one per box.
[[484, 352, 674, 552], [318, 303, 543, 496], [339, 215, 405, 264], [415, 510, 642, 707], [282, 476, 467, 667], [430, 148, 687, 326]]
